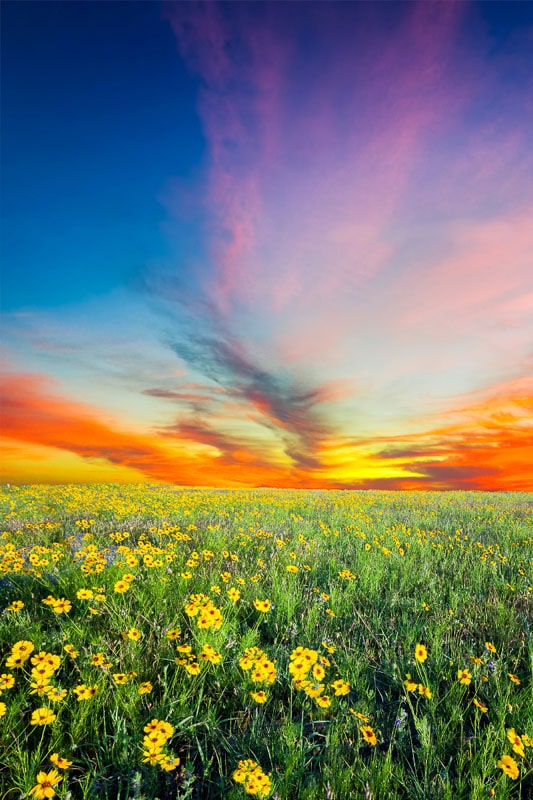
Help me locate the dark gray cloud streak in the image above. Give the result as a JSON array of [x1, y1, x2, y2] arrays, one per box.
[[167, 330, 332, 469]]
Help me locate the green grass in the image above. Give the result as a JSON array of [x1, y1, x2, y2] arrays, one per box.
[[0, 484, 531, 799]]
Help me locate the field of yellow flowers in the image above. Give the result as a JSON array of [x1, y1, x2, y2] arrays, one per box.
[[0, 485, 531, 799]]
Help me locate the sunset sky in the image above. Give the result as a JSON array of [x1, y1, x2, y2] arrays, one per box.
[[2, 0, 532, 490]]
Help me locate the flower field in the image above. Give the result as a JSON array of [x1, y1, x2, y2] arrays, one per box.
[[0, 485, 531, 799]]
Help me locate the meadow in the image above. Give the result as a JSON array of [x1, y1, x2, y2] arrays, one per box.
[[0, 484, 531, 800]]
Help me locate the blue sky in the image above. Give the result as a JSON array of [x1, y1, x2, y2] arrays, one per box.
[[2, 0, 203, 309]]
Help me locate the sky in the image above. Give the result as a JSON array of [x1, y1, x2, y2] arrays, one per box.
[[1, 0, 532, 490]]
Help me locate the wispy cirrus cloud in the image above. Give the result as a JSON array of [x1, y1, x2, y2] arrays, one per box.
[[164, 0, 470, 317], [160, 0, 532, 366], [166, 329, 350, 470]]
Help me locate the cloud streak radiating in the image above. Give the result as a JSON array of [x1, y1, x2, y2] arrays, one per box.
[[3, 1, 533, 488]]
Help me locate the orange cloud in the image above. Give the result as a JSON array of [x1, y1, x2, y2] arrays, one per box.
[[1, 372, 198, 483], [2, 369, 531, 490], [356, 375, 533, 490], [0, 371, 337, 488], [0, 439, 145, 485]]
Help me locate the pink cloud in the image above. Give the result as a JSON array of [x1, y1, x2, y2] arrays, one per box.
[[164, 1, 472, 323], [397, 209, 533, 335]]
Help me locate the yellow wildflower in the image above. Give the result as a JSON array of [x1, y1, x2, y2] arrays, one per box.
[[497, 755, 519, 779], [414, 644, 427, 663], [29, 770, 62, 798]]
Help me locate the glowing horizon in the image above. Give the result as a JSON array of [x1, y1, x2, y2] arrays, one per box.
[[2, 1, 532, 490]]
